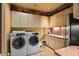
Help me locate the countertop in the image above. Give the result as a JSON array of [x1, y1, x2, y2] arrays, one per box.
[[46, 34, 69, 39], [55, 46, 79, 56]]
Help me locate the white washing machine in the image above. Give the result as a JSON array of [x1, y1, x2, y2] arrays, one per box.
[[10, 31, 27, 56], [26, 32, 41, 55]]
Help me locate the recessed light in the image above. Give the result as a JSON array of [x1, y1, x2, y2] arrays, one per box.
[[48, 8, 49, 10]]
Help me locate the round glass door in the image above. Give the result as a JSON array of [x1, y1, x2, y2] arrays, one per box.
[[12, 36, 25, 49], [29, 36, 39, 46]]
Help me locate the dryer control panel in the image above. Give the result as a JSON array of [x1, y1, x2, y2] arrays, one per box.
[[32, 32, 39, 36], [16, 33, 25, 36]]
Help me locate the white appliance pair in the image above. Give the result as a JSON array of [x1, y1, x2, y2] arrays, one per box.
[[10, 31, 40, 56]]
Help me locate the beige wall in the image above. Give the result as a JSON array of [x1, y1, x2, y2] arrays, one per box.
[[2, 3, 11, 56]]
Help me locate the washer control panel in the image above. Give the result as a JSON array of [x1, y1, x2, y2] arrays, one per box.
[[16, 33, 25, 36]]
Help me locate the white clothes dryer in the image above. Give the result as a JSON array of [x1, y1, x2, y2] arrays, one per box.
[[26, 32, 40, 55]]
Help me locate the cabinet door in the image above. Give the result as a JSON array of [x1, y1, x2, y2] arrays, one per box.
[[19, 12, 28, 27], [48, 37, 52, 47], [57, 11, 64, 27], [40, 16, 49, 27], [52, 37, 57, 49], [25, 13, 34, 27], [62, 10, 67, 27], [50, 12, 64, 27], [45, 36, 50, 45], [54, 38, 65, 49], [57, 38, 65, 49], [49, 37, 65, 49], [50, 14, 57, 27], [62, 7, 73, 27], [50, 37, 55, 49], [56, 12, 60, 26], [64, 9, 70, 27], [73, 4, 79, 19], [11, 11, 20, 27], [33, 15, 41, 27]]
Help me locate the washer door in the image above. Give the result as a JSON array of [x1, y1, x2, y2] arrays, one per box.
[[29, 36, 39, 46], [12, 36, 25, 49]]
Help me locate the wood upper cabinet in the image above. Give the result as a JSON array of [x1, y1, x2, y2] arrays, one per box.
[[11, 11, 35, 27], [62, 7, 73, 26], [73, 4, 79, 19], [11, 11, 49, 27], [11, 11, 20, 27], [63, 8, 70, 27], [26, 14, 37, 27], [50, 14, 57, 27], [50, 12, 65, 27], [19, 12, 29, 27], [11, 11, 30, 27], [50, 11, 65, 27], [50, 7, 72, 27], [56, 11, 63, 27], [27, 14, 49, 27], [40, 16, 49, 27]]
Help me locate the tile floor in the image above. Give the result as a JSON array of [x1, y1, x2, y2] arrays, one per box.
[[30, 46, 56, 56], [0, 46, 57, 56]]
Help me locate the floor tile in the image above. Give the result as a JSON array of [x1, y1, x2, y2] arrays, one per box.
[[30, 46, 56, 56]]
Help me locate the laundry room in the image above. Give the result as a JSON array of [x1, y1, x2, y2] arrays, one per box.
[[1, 3, 79, 56]]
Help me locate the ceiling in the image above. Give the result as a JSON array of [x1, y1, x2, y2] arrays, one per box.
[[12, 3, 64, 12]]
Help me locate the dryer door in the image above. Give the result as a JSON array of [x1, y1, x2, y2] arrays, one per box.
[[12, 36, 25, 49], [29, 36, 39, 46]]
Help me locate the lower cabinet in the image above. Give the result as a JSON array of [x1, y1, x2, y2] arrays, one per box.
[[45, 35, 65, 50], [54, 37, 65, 49], [45, 36, 50, 45]]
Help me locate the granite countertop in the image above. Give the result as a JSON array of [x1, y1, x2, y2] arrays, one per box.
[[46, 34, 69, 39]]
